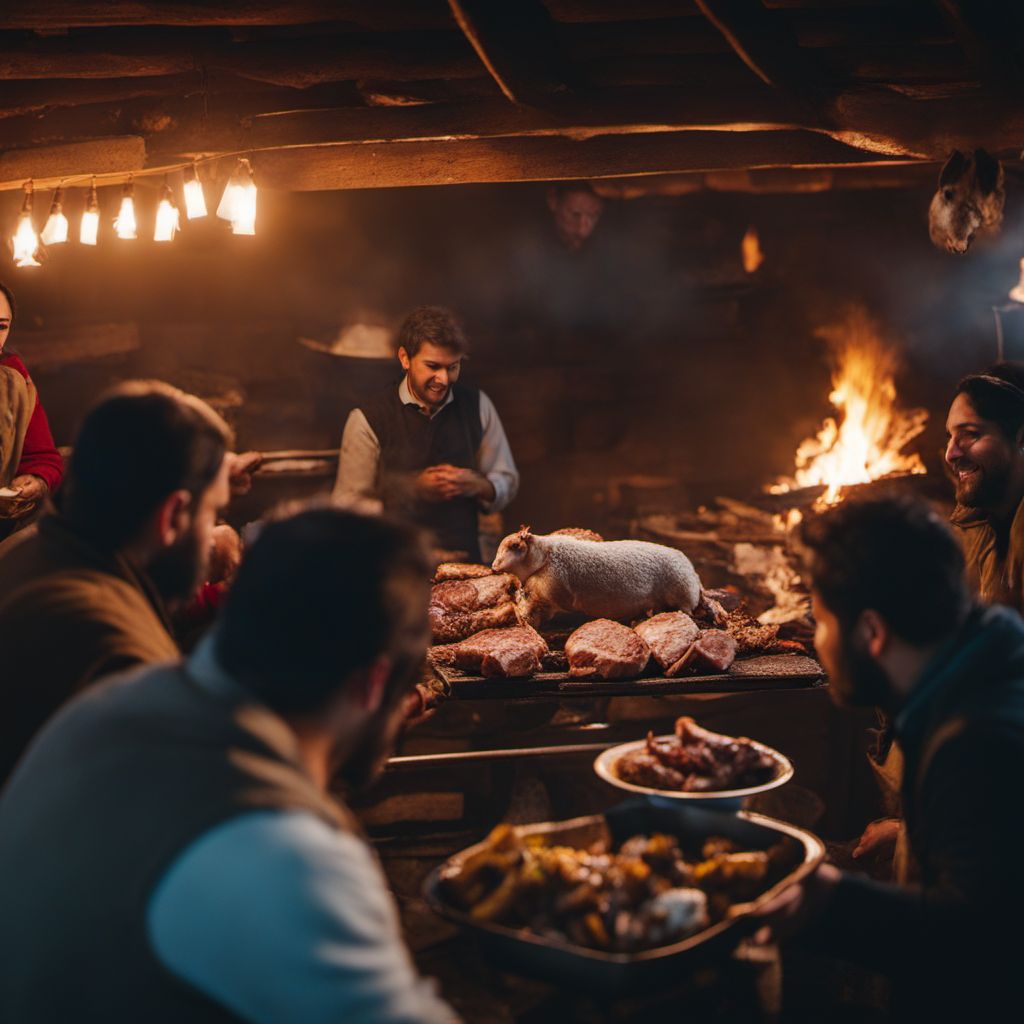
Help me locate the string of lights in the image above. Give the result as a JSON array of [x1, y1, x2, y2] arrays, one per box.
[[9, 156, 258, 268]]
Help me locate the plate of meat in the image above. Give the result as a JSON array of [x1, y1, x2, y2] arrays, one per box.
[[594, 717, 793, 807]]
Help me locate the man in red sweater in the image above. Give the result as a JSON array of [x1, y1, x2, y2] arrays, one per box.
[[0, 282, 64, 526]]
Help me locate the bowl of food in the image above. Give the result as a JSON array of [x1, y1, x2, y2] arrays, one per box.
[[423, 799, 823, 993], [593, 717, 793, 809]]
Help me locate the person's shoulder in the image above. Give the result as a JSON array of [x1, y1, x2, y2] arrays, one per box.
[[0, 350, 30, 379]]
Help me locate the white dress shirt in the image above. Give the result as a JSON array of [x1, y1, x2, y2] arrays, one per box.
[[332, 376, 519, 516]]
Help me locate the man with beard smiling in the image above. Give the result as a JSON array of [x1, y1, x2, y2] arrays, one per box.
[[759, 494, 1024, 1017], [0, 509, 455, 1024], [334, 305, 518, 562], [0, 380, 231, 783], [946, 362, 1024, 610]]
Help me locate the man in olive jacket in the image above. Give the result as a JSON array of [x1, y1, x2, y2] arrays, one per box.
[[0, 381, 232, 782], [763, 495, 1024, 1018]]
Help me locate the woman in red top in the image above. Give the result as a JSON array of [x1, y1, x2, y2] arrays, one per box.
[[0, 281, 64, 528]]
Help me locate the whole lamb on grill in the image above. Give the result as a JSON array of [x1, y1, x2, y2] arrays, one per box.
[[492, 526, 701, 628]]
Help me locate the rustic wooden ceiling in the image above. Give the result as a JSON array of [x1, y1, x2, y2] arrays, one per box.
[[0, 0, 1021, 194]]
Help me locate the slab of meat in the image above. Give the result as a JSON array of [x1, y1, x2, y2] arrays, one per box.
[[430, 625, 548, 678], [565, 619, 650, 680], [550, 527, 604, 542], [666, 630, 737, 676], [634, 612, 700, 673], [429, 573, 518, 642], [725, 610, 782, 656], [434, 562, 494, 583], [614, 716, 777, 793]]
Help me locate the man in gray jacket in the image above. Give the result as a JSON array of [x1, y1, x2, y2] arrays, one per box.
[[0, 508, 455, 1024]]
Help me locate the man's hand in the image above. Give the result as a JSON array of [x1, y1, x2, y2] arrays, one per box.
[[0, 475, 47, 520], [749, 862, 841, 946], [853, 818, 901, 862], [416, 464, 494, 503], [228, 451, 263, 497]]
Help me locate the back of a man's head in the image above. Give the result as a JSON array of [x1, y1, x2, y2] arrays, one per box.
[[59, 381, 232, 553], [800, 492, 971, 645], [216, 508, 432, 716]]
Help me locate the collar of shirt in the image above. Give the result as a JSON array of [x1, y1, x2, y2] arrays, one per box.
[[399, 375, 454, 419]]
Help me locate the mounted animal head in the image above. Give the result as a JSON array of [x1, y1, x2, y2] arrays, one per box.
[[491, 525, 545, 581], [928, 148, 1005, 255]]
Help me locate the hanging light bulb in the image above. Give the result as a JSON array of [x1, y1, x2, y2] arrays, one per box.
[[41, 185, 68, 245], [80, 178, 100, 246], [114, 178, 137, 240], [12, 181, 41, 268], [153, 181, 180, 242], [183, 163, 207, 219], [217, 157, 256, 235]]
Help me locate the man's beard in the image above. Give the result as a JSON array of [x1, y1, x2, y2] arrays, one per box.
[[953, 457, 1010, 508], [332, 700, 404, 793], [147, 527, 207, 606], [829, 635, 894, 710]]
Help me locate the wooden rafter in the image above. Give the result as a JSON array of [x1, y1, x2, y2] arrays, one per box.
[[936, 0, 1024, 88], [447, 0, 571, 106]]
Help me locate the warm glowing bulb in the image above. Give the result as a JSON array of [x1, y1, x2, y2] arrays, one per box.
[[154, 190, 179, 242], [183, 167, 207, 219], [13, 214, 40, 267], [217, 159, 256, 234], [114, 181, 137, 239], [12, 182, 40, 267], [41, 187, 68, 245], [80, 209, 99, 246], [41, 211, 68, 245]]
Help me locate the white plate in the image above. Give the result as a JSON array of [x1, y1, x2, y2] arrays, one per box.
[[594, 735, 794, 802]]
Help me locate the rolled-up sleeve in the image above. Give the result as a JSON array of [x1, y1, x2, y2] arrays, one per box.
[[477, 391, 519, 514], [332, 409, 384, 515]]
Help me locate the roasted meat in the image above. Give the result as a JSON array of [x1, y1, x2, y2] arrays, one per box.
[[633, 611, 700, 673], [430, 625, 548, 678], [429, 573, 518, 643], [565, 619, 650, 680], [614, 716, 778, 793], [667, 629, 737, 676], [433, 562, 494, 583]]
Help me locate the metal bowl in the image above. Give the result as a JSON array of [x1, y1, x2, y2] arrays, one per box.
[[593, 735, 794, 810], [423, 800, 823, 994]]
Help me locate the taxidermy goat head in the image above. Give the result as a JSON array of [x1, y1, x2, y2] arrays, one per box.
[[928, 148, 1005, 254]]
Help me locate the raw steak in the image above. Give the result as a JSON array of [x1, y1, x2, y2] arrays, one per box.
[[434, 562, 494, 583], [550, 527, 604, 542], [667, 630, 737, 676], [431, 626, 548, 678], [634, 612, 700, 673], [429, 574, 518, 642], [565, 619, 650, 680]]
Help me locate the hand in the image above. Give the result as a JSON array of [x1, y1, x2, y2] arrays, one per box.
[[207, 523, 243, 584], [416, 464, 494, 503], [0, 474, 47, 520], [853, 818, 901, 861], [749, 862, 841, 946], [228, 451, 263, 496]]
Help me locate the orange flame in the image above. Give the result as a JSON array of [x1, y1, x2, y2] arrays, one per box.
[[770, 306, 928, 509]]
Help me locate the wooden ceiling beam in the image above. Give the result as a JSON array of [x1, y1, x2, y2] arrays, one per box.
[[241, 131, 911, 192], [0, 136, 145, 188], [0, 2, 452, 32], [0, 31, 480, 85], [935, 0, 1024, 89], [447, 0, 571, 106]]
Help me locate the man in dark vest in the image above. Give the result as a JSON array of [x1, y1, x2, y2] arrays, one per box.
[[333, 305, 519, 562], [0, 508, 456, 1023], [758, 494, 1024, 1018]]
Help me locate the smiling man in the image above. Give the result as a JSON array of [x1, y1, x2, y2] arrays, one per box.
[[333, 306, 518, 562], [945, 363, 1024, 611]]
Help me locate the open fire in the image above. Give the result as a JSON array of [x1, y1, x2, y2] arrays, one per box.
[[769, 305, 928, 511]]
